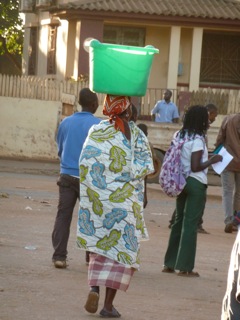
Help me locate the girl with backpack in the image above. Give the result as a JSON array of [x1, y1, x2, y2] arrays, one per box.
[[162, 105, 222, 277]]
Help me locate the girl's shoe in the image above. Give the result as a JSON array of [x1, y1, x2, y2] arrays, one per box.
[[177, 271, 200, 277], [162, 266, 175, 273]]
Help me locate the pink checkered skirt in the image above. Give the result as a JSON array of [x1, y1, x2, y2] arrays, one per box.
[[88, 253, 135, 292]]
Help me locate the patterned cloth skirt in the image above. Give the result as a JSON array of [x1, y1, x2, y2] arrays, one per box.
[[88, 253, 135, 292]]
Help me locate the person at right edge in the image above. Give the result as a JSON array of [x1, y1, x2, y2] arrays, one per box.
[[215, 113, 240, 234], [162, 105, 222, 277], [221, 210, 240, 320]]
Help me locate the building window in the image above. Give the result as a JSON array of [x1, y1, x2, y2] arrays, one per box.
[[200, 33, 240, 86], [47, 25, 57, 75], [103, 26, 145, 46], [28, 27, 38, 75]]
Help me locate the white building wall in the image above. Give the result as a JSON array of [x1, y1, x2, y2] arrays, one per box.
[[0, 97, 60, 160]]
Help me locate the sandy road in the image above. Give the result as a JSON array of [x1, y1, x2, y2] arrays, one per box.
[[0, 165, 235, 320]]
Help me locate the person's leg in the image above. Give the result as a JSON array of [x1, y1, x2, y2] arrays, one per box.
[[197, 214, 204, 230], [85, 286, 100, 314], [169, 209, 176, 228], [90, 286, 99, 294], [198, 215, 203, 227], [197, 199, 209, 234], [86, 251, 90, 265], [221, 170, 235, 225], [174, 177, 206, 273], [99, 288, 121, 317], [163, 193, 186, 270], [198, 195, 206, 228], [84, 253, 100, 314], [221, 170, 236, 233], [52, 176, 78, 264], [169, 206, 206, 233], [104, 287, 117, 311], [233, 172, 240, 213]]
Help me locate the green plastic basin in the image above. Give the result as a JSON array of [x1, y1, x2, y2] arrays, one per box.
[[88, 39, 159, 96]]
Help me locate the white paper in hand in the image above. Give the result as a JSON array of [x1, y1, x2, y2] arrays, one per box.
[[212, 146, 233, 175]]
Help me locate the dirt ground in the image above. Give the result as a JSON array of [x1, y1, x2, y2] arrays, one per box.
[[0, 160, 236, 320]]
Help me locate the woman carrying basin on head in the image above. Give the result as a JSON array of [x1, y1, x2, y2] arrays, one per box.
[[77, 95, 154, 317]]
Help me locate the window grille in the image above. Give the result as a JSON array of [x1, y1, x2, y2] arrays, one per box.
[[103, 26, 145, 47], [200, 33, 240, 86]]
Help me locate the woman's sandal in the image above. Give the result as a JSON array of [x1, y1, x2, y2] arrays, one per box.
[[177, 271, 200, 277], [99, 306, 121, 318], [162, 266, 175, 273], [84, 291, 99, 313]]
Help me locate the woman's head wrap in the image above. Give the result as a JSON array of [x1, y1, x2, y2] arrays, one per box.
[[103, 95, 131, 136]]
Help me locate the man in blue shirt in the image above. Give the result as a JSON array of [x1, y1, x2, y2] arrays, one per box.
[[52, 88, 101, 268], [151, 89, 179, 123]]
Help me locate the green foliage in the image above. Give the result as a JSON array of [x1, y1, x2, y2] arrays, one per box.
[[0, 0, 23, 57]]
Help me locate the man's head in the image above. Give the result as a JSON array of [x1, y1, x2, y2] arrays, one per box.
[[78, 88, 99, 114], [206, 104, 218, 124], [163, 89, 172, 103]]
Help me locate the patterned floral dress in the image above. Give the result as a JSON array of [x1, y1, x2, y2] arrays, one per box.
[[77, 120, 154, 270]]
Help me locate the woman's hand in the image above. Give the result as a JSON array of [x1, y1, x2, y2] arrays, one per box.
[[191, 151, 223, 172], [209, 154, 223, 164]]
